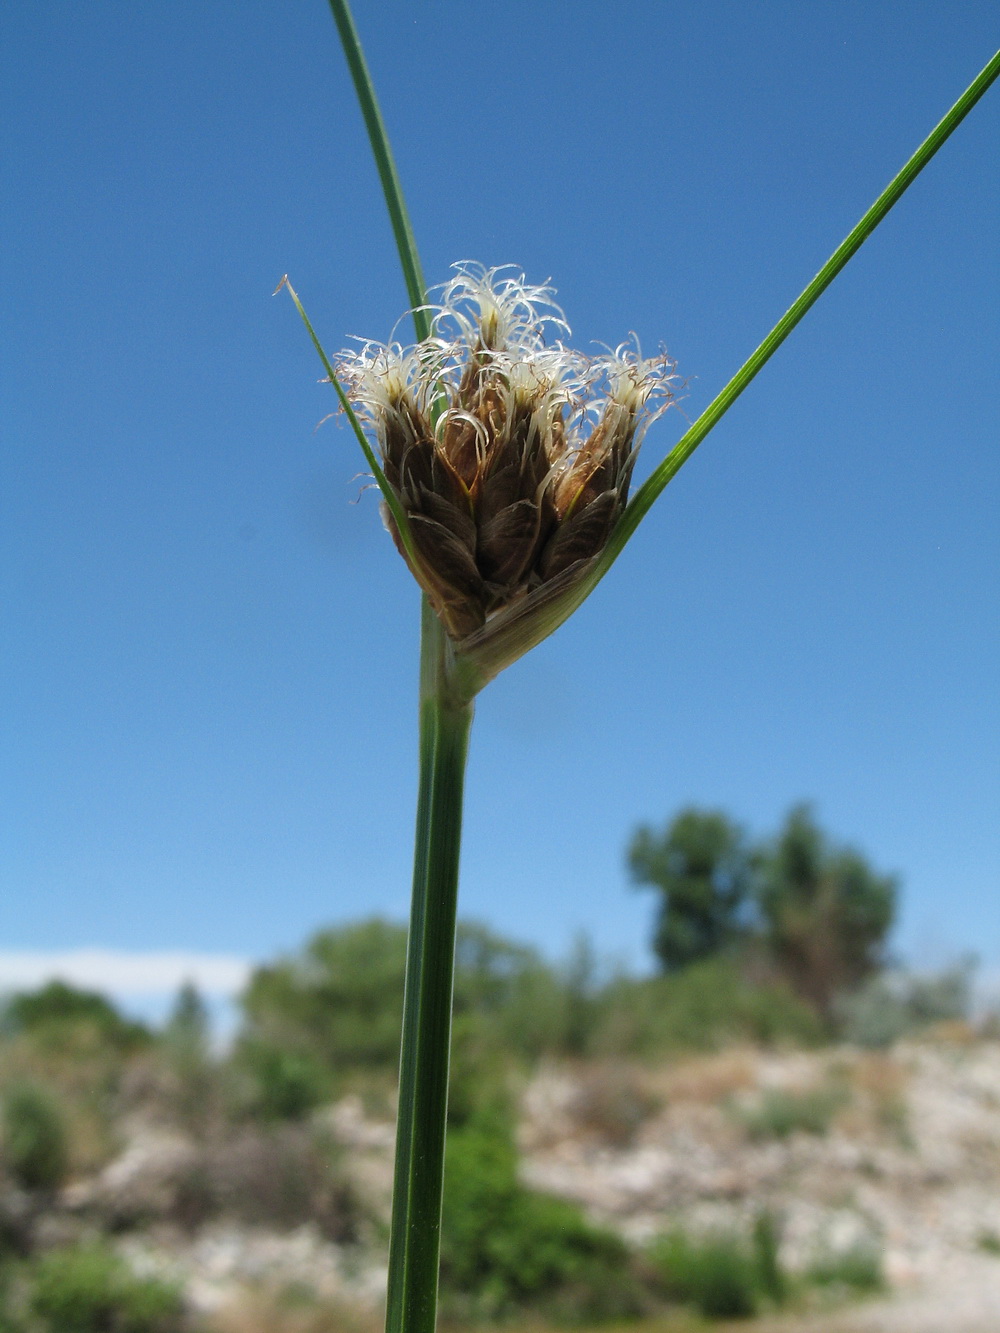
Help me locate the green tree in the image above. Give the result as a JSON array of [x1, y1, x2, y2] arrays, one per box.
[[2, 981, 150, 1052], [451, 921, 568, 1061], [163, 982, 215, 1130], [238, 917, 572, 1107], [239, 918, 409, 1073], [164, 982, 209, 1058], [756, 805, 896, 1019], [629, 809, 753, 972], [561, 932, 600, 1056]]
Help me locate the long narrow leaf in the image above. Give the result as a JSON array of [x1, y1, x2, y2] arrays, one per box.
[[323, 11, 463, 1333], [612, 46, 1000, 559], [327, 0, 431, 340], [457, 45, 1000, 685], [277, 276, 424, 574]]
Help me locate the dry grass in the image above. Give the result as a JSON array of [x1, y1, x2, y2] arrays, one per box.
[[209, 1292, 382, 1333], [843, 1053, 909, 1140], [652, 1050, 757, 1106], [922, 1020, 978, 1046], [569, 1062, 663, 1146], [0, 1033, 121, 1175]]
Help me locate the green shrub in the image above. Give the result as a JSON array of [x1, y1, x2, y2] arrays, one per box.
[[239, 919, 409, 1074], [235, 1042, 329, 1121], [837, 962, 973, 1048], [29, 1244, 183, 1333], [440, 1109, 644, 1321], [751, 1210, 787, 1305], [238, 918, 578, 1082], [649, 1215, 791, 1320], [649, 1229, 758, 1319], [1, 1082, 69, 1192], [0, 1259, 24, 1333], [735, 1085, 847, 1140], [805, 1242, 883, 1294], [162, 983, 214, 1124], [2, 982, 150, 1053], [754, 804, 897, 1020], [235, 921, 826, 1087], [589, 958, 823, 1058]]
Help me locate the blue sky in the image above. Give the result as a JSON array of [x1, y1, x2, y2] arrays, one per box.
[[2, 2, 998, 1009]]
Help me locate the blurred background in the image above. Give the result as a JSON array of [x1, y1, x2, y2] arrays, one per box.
[[2, 1, 998, 1328]]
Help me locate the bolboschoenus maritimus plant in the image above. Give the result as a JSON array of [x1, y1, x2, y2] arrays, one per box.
[[280, 7, 1000, 1332]]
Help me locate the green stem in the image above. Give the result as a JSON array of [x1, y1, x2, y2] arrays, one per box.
[[386, 604, 474, 1333], [323, 7, 470, 1330]]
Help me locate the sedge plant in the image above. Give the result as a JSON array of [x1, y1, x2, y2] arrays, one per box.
[[281, 7, 1000, 1331]]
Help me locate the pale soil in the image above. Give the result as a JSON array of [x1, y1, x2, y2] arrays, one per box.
[[750, 1252, 1000, 1333]]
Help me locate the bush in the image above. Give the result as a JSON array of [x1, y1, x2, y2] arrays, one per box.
[[649, 1229, 758, 1319], [734, 1084, 847, 1140], [589, 958, 823, 1057], [837, 963, 973, 1047], [237, 919, 577, 1093], [29, 1244, 183, 1333], [805, 1242, 883, 1294], [1, 1082, 69, 1192], [629, 808, 754, 973], [2, 983, 150, 1053], [451, 923, 572, 1062], [239, 919, 409, 1076], [0, 1260, 23, 1333], [751, 1210, 787, 1305], [235, 1043, 329, 1121], [649, 1214, 790, 1320], [440, 1108, 644, 1321], [170, 1126, 359, 1241], [235, 920, 825, 1087], [161, 983, 217, 1130], [755, 805, 897, 1019]]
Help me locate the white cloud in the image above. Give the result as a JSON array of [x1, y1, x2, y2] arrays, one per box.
[[0, 950, 253, 998]]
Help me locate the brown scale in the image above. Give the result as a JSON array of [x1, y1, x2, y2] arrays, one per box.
[[377, 369, 644, 642], [539, 406, 639, 581], [474, 387, 555, 604], [379, 390, 489, 637]]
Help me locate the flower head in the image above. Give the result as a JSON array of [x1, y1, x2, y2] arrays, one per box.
[[336, 263, 677, 640]]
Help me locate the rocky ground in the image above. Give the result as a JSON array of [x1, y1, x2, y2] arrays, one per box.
[[32, 1032, 1000, 1328], [519, 1036, 1000, 1274], [517, 1035, 1000, 1330]]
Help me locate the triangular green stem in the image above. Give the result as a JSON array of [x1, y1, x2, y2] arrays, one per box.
[[386, 604, 473, 1333]]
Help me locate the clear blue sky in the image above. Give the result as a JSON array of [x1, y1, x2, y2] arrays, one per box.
[[2, 2, 997, 993]]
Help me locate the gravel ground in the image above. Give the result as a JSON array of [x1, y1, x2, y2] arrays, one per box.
[[749, 1253, 1000, 1333]]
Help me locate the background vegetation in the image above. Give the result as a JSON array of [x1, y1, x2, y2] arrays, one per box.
[[0, 805, 979, 1328]]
